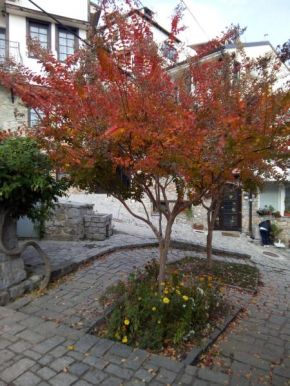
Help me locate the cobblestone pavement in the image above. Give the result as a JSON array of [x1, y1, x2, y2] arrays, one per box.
[[1, 228, 290, 384], [7, 248, 252, 332]]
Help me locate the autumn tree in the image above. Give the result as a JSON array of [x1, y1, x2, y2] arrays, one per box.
[[175, 40, 290, 267], [0, 0, 289, 282]]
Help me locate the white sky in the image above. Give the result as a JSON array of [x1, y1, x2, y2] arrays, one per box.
[[143, 0, 289, 49]]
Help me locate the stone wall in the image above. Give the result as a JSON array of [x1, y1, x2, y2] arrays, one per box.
[[84, 214, 113, 240], [44, 201, 113, 241], [0, 214, 28, 304], [0, 85, 28, 131], [242, 193, 290, 243]]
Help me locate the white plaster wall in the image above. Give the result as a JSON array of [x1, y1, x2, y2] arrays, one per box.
[[230, 44, 290, 88], [6, 0, 89, 22], [8, 13, 87, 72]]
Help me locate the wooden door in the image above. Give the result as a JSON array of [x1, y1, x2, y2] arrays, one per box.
[[214, 185, 242, 231]]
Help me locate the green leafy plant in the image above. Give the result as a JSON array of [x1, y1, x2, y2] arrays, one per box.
[[0, 135, 68, 224], [100, 259, 224, 351], [0, 135, 69, 289], [270, 223, 283, 241]]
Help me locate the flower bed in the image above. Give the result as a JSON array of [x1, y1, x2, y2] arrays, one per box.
[[94, 259, 227, 359], [169, 257, 258, 290]]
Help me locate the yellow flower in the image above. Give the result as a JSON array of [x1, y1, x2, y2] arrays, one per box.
[[161, 282, 166, 286], [158, 320, 161, 324], [163, 297, 170, 304], [208, 283, 213, 288], [122, 336, 128, 343], [208, 276, 213, 281], [176, 289, 181, 295], [115, 332, 121, 339], [182, 295, 189, 301], [152, 307, 156, 311], [180, 282, 184, 286], [164, 290, 169, 294], [200, 277, 205, 282], [124, 319, 130, 325], [173, 269, 179, 275]]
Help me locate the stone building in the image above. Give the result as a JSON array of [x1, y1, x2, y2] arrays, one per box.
[[0, 0, 92, 130]]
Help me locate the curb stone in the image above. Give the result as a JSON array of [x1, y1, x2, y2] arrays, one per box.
[[4, 239, 252, 306], [182, 306, 243, 366]]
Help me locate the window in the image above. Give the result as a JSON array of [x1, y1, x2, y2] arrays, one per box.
[[57, 27, 77, 62], [27, 20, 50, 56], [260, 184, 279, 213], [161, 41, 177, 62], [233, 61, 241, 84], [29, 108, 45, 128], [0, 29, 6, 62], [258, 183, 290, 216]]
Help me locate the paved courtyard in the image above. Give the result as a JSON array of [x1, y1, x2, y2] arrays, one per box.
[[1, 221, 290, 385]]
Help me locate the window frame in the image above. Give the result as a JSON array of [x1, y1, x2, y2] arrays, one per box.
[[27, 18, 51, 58], [56, 25, 78, 62], [28, 107, 45, 128], [0, 28, 6, 62], [161, 41, 177, 62]]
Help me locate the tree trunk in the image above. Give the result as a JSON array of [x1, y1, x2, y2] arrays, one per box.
[[0, 208, 51, 291], [206, 212, 214, 269], [158, 218, 173, 293], [206, 198, 221, 269]]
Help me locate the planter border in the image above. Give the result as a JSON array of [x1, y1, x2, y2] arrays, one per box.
[[6, 238, 251, 306]]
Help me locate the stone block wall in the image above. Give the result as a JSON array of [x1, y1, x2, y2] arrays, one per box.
[[44, 201, 113, 241], [0, 214, 27, 303], [84, 214, 113, 241], [242, 193, 290, 243], [0, 85, 28, 131]]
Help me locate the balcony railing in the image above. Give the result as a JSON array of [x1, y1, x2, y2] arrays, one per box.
[[0, 39, 22, 64]]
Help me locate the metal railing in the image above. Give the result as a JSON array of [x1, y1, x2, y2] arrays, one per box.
[[0, 39, 22, 64]]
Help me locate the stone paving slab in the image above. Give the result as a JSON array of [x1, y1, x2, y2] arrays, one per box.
[[1, 253, 290, 386], [8, 248, 253, 332], [0, 306, 200, 385], [2, 220, 290, 385], [20, 231, 254, 286]]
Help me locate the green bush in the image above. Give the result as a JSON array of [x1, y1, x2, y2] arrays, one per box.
[[0, 135, 68, 231], [102, 259, 225, 350], [270, 223, 283, 241]]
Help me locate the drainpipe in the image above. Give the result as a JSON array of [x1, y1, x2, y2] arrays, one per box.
[[249, 191, 254, 238]]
